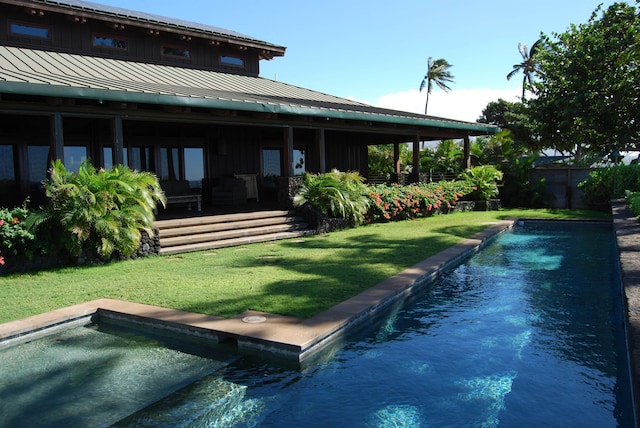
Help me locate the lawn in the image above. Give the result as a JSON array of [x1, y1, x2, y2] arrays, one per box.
[[0, 208, 609, 324]]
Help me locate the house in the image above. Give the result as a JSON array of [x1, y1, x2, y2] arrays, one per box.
[[0, 0, 498, 209]]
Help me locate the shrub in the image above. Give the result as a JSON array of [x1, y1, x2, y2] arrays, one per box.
[[461, 165, 503, 201], [499, 154, 553, 208], [27, 160, 166, 260], [293, 170, 370, 225], [366, 180, 475, 223], [579, 164, 640, 209], [626, 191, 640, 218], [0, 203, 36, 263]]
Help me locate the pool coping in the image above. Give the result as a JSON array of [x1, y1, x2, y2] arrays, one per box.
[[0, 220, 515, 363]]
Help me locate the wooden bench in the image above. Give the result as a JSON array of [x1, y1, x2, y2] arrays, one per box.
[[160, 180, 202, 211]]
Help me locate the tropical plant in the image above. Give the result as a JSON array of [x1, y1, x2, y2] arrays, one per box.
[[626, 191, 640, 219], [293, 169, 370, 225], [579, 164, 640, 209], [506, 40, 542, 100], [419, 57, 455, 115], [27, 160, 166, 260], [367, 144, 412, 176], [420, 140, 464, 178], [462, 165, 503, 200], [0, 203, 36, 262]]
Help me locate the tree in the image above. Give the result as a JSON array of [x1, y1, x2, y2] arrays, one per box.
[[506, 40, 542, 100], [367, 144, 412, 176], [419, 57, 455, 115], [527, 2, 640, 162], [477, 99, 538, 151]]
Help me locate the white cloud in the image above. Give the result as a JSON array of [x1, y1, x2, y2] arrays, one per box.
[[373, 87, 522, 122]]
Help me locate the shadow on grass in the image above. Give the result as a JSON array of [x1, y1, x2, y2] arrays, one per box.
[[180, 230, 471, 319]]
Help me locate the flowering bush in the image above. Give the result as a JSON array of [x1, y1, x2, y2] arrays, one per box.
[[366, 180, 475, 223], [0, 203, 36, 263]]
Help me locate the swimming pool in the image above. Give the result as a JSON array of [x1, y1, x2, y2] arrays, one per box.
[[1, 221, 635, 427]]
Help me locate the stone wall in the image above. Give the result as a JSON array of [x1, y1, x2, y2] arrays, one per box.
[[611, 199, 640, 419], [529, 167, 592, 209]]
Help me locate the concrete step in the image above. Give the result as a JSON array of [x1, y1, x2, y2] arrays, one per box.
[[154, 210, 292, 229], [159, 216, 302, 239], [154, 210, 315, 255], [159, 222, 310, 247], [159, 229, 315, 255]]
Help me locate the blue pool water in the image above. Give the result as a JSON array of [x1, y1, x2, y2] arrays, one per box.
[[1, 221, 635, 427]]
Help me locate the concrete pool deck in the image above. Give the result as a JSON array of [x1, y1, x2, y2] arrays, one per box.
[[0, 220, 515, 363]]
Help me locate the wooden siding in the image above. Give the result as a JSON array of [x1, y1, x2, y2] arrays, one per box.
[[0, 3, 260, 75]]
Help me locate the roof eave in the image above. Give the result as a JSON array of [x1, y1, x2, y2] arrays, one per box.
[[0, 81, 500, 135]]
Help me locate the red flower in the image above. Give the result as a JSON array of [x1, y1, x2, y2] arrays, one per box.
[[0, 256, 4, 265], [0, 220, 4, 226]]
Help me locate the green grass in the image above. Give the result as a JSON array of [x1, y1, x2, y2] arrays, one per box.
[[0, 208, 609, 324]]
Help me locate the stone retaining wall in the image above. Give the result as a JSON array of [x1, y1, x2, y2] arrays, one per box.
[[611, 199, 640, 419]]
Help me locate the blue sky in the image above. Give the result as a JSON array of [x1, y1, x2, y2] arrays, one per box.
[[95, 0, 626, 122]]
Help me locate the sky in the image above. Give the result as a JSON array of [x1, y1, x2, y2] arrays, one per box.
[[93, 0, 627, 122]]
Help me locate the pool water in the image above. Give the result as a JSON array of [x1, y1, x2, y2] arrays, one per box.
[[1, 221, 635, 427]]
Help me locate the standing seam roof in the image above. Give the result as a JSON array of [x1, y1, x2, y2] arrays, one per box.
[[0, 46, 498, 134]]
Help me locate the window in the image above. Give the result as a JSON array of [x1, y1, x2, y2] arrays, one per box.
[[262, 149, 281, 177], [103, 147, 114, 170], [93, 35, 127, 50], [293, 149, 305, 175], [9, 22, 50, 39], [125, 146, 155, 173], [220, 55, 244, 68], [184, 148, 204, 190], [160, 147, 180, 181], [63, 146, 88, 174], [162, 46, 190, 59], [27, 145, 50, 183], [0, 146, 16, 181], [0, 145, 18, 207]]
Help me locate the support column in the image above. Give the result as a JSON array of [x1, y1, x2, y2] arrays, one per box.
[[283, 126, 293, 177], [52, 112, 64, 161], [393, 143, 401, 175], [316, 128, 326, 173], [463, 135, 471, 170], [408, 135, 421, 183], [412, 136, 420, 175], [113, 116, 124, 165]]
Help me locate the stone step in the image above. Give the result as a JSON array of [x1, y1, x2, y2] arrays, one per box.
[[159, 229, 314, 255], [159, 222, 309, 247], [154, 209, 315, 255], [159, 216, 301, 238], [154, 210, 291, 229]]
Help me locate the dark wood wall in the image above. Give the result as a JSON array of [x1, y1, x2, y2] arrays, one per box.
[[0, 3, 259, 75]]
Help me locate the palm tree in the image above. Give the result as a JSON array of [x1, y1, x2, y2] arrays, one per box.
[[419, 57, 455, 115], [506, 40, 542, 100]]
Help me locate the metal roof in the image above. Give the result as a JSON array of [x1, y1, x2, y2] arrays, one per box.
[[6, 0, 286, 53], [0, 46, 498, 135]]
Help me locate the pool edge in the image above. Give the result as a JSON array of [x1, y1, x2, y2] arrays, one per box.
[[0, 220, 514, 363]]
